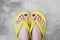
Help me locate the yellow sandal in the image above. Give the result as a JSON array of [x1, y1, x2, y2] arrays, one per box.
[[30, 11, 46, 40], [14, 12, 30, 40]]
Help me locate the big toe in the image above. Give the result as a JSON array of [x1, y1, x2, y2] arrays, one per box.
[[31, 14, 36, 22], [24, 14, 28, 24]]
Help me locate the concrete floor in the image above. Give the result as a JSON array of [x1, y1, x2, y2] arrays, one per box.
[[0, 0, 60, 40]]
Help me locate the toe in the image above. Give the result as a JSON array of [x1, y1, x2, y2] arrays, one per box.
[[24, 14, 28, 23], [16, 20, 18, 24], [20, 15, 23, 20], [41, 20, 44, 27], [18, 16, 21, 23], [36, 15, 39, 20], [31, 14, 36, 22], [24, 14, 28, 19], [38, 16, 42, 24], [38, 16, 41, 21]]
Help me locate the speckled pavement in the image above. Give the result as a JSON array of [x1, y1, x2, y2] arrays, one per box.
[[0, 0, 60, 40]]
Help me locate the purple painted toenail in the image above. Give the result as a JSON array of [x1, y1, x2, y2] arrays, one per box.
[[24, 14, 27, 16], [32, 14, 35, 16]]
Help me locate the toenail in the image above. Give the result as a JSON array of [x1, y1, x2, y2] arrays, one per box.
[[32, 14, 35, 16], [24, 14, 27, 16]]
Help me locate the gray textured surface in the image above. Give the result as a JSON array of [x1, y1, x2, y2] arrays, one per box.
[[0, 0, 60, 40]]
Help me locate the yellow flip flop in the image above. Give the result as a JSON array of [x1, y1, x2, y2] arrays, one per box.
[[14, 12, 30, 40], [30, 11, 46, 40]]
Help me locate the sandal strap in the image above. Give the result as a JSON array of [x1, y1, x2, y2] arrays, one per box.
[[30, 11, 46, 40], [14, 12, 30, 40], [16, 20, 29, 40], [30, 20, 44, 37]]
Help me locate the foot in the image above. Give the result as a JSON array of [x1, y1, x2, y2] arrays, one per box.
[[16, 14, 29, 40], [31, 14, 44, 40]]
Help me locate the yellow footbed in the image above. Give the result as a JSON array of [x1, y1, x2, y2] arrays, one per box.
[[14, 12, 30, 40], [30, 11, 46, 40]]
